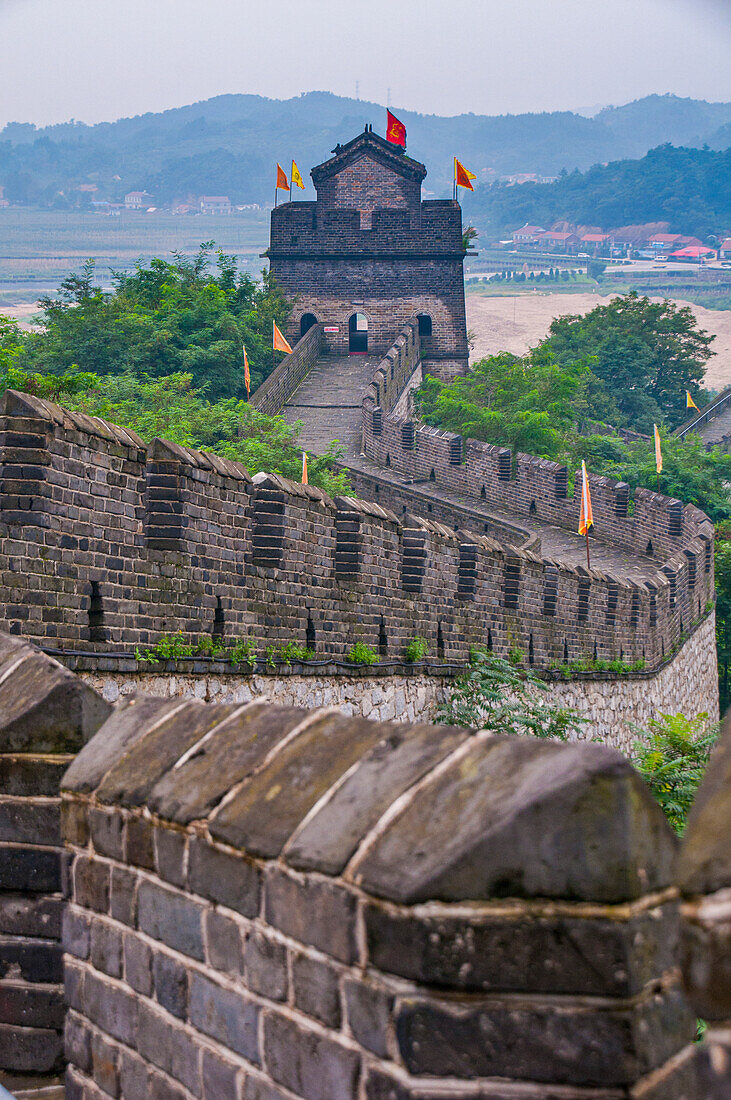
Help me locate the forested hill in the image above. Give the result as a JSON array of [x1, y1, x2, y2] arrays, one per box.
[[469, 144, 731, 241], [2, 91, 731, 207]]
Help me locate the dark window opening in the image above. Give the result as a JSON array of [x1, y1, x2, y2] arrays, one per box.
[[480, 485, 486, 499], [385, 453, 391, 467], [306, 616, 316, 651], [349, 312, 368, 354], [593, 640, 598, 661], [417, 313, 432, 342], [88, 581, 105, 643], [378, 617, 388, 657], [213, 596, 225, 641], [646, 539, 654, 557], [529, 500, 537, 515], [563, 639, 569, 661], [528, 634, 534, 665], [427, 504, 433, 513], [429, 468, 436, 481], [437, 622, 444, 659], [487, 628, 493, 650], [300, 312, 317, 337]]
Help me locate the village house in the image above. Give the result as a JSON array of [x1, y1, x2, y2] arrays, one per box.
[[200, 194, 233, 215], [123, 190, 153, 210], [512, 223, 545, 246], [540, 230, 579, 252], [579, 232, 611, 254], [720, 237, 731, 260]]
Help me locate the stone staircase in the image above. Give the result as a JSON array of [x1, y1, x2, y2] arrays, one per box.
[[279, 353, 380, 456]]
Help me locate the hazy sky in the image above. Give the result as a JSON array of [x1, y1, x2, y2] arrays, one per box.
[[1, 0, 730, 128]]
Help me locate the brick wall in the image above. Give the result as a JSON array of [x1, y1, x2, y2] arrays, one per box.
[[0, 389, 716, 678], [0, 633, 110, 1075], [249, 324, 325, 416], [59, 692, 705, 1098]]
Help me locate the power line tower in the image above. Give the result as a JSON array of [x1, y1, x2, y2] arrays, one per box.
[[355, 80, 360, 100]]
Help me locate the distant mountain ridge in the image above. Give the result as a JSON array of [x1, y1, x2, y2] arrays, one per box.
[[1, 91, 730, 207]]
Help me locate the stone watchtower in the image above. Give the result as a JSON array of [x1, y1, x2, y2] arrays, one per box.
[[267, 126, 469, 379]]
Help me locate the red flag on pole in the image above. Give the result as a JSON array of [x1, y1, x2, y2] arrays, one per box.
[[243, 343, 250, 396], [386, 110, 406, 147]]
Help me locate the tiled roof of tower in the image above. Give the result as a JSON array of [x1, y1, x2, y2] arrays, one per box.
[[311, 127, 427, 186]]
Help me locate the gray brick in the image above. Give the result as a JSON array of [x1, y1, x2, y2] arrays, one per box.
[[206, 908, 244, 976], [189, 971, 260, 1064], [62, 905, 90, 960], [292, 951, 341, 1028], [91, 1030, 120, 1097], [83, 969, 138, 1047], [119, 1049, 151, 1098], [188, 836, 260, 917], [73, 856, 109, 912], [109, 864, 138, 926], [90, 919, 123, 978], [137, 1001, 173, 1074], [202, 1049, 240, 1099], [65, 1011, 92, 1073], [89, 807, 124, 860], [124, 932, 153, 996], [155, 825, 187, 888], [264, 866, 357, 964], [244, 930, 287, 1002], [153, 951, 189, 1019], [344, 978, 393, 1058], [138, 880, 205, 960], [263, 1010, 360, 1100]]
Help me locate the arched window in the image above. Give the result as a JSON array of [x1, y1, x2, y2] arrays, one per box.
[[349, 312, 368, 354], [417, 313, 432, 342], [300, 312, 317, 337]]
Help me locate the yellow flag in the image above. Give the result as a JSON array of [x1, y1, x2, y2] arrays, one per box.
[[686, 390, 699, 411], [243, 344, 250, 395], [291, 160, 305, 189], [273, 321, 293, 354], [578, 461, 593, 536], [654, 424, 663, 474], [454, 158, 476, 190], [302, 451, 308, 484]]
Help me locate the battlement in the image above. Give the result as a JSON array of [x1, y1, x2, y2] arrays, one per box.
[[268, 199, 464, 256], [0, 388, 715, 681]]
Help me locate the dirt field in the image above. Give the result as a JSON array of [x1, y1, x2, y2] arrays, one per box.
[[466, 291, 731, 391]]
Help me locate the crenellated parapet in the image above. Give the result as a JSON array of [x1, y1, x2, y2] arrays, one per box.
[[0, 388, 716, 683]]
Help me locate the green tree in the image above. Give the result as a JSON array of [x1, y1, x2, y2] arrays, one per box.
[[16, 247, 290, 402], [0, 317, 23, 373], [632, 713, 718, 834], [542, 293, 713, 428]]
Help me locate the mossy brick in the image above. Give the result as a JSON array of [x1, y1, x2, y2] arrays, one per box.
[[210, 710, 387, 858], [62, 695, 184, 795], [283, 720, 467, 875], [146, 703, 309, 825], [351, 736, 677, 904], [124, 814, 155, 869]]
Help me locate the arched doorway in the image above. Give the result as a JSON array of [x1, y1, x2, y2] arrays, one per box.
[[349, 312, 368, 354], [417, 313, 432, 345], [300, 312, 317, 337]]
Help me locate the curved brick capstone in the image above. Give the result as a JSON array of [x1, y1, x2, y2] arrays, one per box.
[[60, 696, 701, 1097]]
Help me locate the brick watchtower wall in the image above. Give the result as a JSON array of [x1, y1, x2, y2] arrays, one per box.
[[267, 128, 469, 380]]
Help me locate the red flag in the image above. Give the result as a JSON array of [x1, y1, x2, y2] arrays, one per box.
[[386, 110, 406, 147]]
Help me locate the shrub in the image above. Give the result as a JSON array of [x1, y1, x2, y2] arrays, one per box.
[[345, 642, 379, 665], [135, 633, 194, 663], [404, 635, 429, 662], [436, 649, 584, 740], [631, 712, 719, 834], [229, 638, 257, 671]]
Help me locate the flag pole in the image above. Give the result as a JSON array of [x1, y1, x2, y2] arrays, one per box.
[[585, 527, 591, 570]]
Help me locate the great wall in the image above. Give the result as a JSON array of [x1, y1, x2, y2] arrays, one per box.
[[0, 127, 729, 1096]]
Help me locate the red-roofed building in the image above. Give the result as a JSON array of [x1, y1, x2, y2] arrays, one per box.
[[512, 224, 545, 246], [720, 238, 731, 260], [668, 245, 716, 261], [541, 230, 579, 252], [580, 232, 611, 255]]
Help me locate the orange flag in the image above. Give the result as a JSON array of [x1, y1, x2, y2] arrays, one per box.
[[578, 461, 594, 536], [276, 164, 289, 191], [654, 424, 663, 474], [455, 158, 476, 190], [386, 110, 406, 147], [302, 451, 308, 484], [243, 343, 250, 396], [273, 321, 293, 354]]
